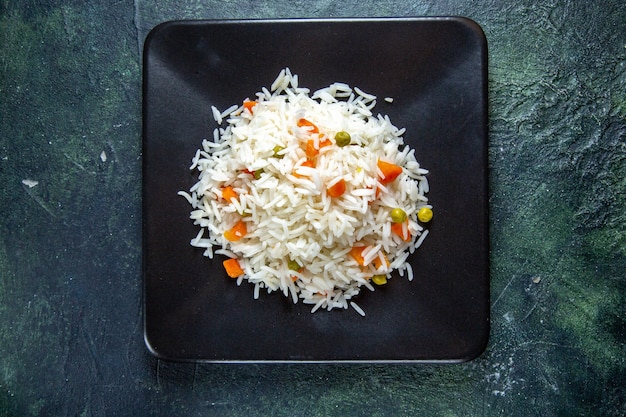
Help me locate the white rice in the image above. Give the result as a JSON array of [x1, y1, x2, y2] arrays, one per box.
[[181, 68, 431, 314], [350, 301, 366, 316]]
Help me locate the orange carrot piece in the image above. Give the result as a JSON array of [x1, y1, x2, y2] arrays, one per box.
[[305, 140, 318, 158], [224, 220, 247, 241], [391, 220, 411, 241], [327, 178, 346, 197], [366, 185, 382, 205], [223, 258, 244, 278], [221, 186, 238, 202], [297, 118, 319, 134], [377, 159, 403, 184], [349, 246, 367, 266], [291, 267, 304, 282], [293, 159, 315, 178], [304, 138, 332, 158], [243, 100, 257, 113], [373, 252, 390, 270]]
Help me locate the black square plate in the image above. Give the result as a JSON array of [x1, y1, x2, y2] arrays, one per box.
[[143, 17, 489, 362]]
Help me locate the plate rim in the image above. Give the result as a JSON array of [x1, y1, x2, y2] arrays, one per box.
[[142, 16, 490, 363]]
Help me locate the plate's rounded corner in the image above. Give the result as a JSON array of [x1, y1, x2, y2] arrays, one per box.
[[447, 16, 488, 48], [142, 20, 184, 57], [448, 16, 485, 34], [455, 324, 490, 363], [143, 330, 176, 362]]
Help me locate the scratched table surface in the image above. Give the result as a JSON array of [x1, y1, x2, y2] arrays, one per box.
[[1, 1, 625, 416]]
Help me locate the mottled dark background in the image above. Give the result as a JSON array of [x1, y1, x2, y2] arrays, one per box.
[[1, 1, 624, 416]]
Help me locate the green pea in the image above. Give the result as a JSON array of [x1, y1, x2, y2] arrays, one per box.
[[287, 259, 301, 271], [372, 275, 387, 285], [390, 208, 407, 223], [334, 131, 351, 147], [272, 145, 285, 158], [417, 207, 433, 223]]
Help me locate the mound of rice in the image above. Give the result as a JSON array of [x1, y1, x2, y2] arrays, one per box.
[[179, 68, 432, 315]]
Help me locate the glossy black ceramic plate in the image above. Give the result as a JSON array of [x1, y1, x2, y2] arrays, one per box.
[[143, 17, 489, 362]]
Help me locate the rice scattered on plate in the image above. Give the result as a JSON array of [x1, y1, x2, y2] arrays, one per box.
[[179, 68, 432, 314]]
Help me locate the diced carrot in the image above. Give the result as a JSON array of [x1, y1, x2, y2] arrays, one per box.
[[243, 100, 257, 113], [373, 185, 382, 198], [350, 246, 389, 270], [366, 185, 382, 205], [377, 159, 403, 184], [224, 220, 247, 241], [327, 178, 346, 197], [391, 219, 411, 241], [293, 159, 315, 178], [242, 168, 262, 180], [290, 267, 304, 282], [349, 246, 367, 266], [221, 186, 238, 202], [297, 118, 319, 134], [373, 252, 390, 271], [305, 140, 317, 158], [223, 258, 244, 278], [304, 138, 332, 158]]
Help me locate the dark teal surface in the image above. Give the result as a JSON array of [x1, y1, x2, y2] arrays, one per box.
[[1, 0, 625, 416]]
